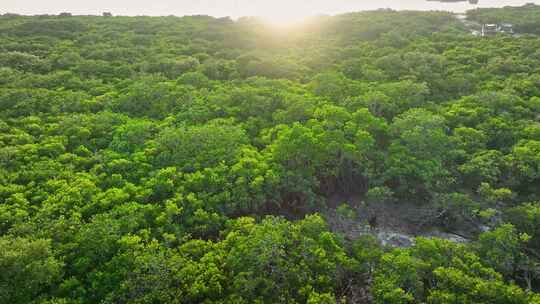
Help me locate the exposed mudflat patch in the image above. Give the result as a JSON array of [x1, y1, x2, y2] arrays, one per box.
[[324, 193, 474, 248]]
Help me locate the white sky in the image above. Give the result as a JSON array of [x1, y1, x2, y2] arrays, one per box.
[[1, 0, 538, 23]]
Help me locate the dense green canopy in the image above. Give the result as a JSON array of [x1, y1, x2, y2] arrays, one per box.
[[1, 4, 540, 303]]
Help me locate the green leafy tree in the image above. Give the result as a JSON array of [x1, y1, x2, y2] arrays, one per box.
[[0, 237, 63, 304]]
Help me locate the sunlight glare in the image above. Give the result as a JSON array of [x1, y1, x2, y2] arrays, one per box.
[[253, 1, 314, 26], [259, 11, 308, 26]]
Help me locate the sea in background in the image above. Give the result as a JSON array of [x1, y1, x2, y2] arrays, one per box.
[[1, 0, 540, 20]]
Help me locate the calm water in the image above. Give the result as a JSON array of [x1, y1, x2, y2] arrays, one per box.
[[2, 0, 540, 19]]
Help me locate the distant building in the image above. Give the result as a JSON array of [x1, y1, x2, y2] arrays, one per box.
[[481, 23, 514, 37], [499, 23, 514, 34], [103, 12, 113, 17], [482, 24, 498, 37]]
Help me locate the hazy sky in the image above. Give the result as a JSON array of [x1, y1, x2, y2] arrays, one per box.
[[2, 0, 539, 23]]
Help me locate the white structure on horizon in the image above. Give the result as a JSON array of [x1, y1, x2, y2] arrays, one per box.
[[482, 23, 514, 37]]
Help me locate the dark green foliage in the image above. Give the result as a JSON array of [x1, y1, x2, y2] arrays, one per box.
[[0, 237, 63, 303]]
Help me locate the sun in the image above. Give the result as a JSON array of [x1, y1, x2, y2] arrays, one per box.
[[259, 11, 308, 26], [253, 2, 313, 26]]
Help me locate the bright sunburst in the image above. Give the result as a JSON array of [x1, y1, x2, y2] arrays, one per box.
[[259, 11, 308, 25], [250, 1, 315, 25]]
